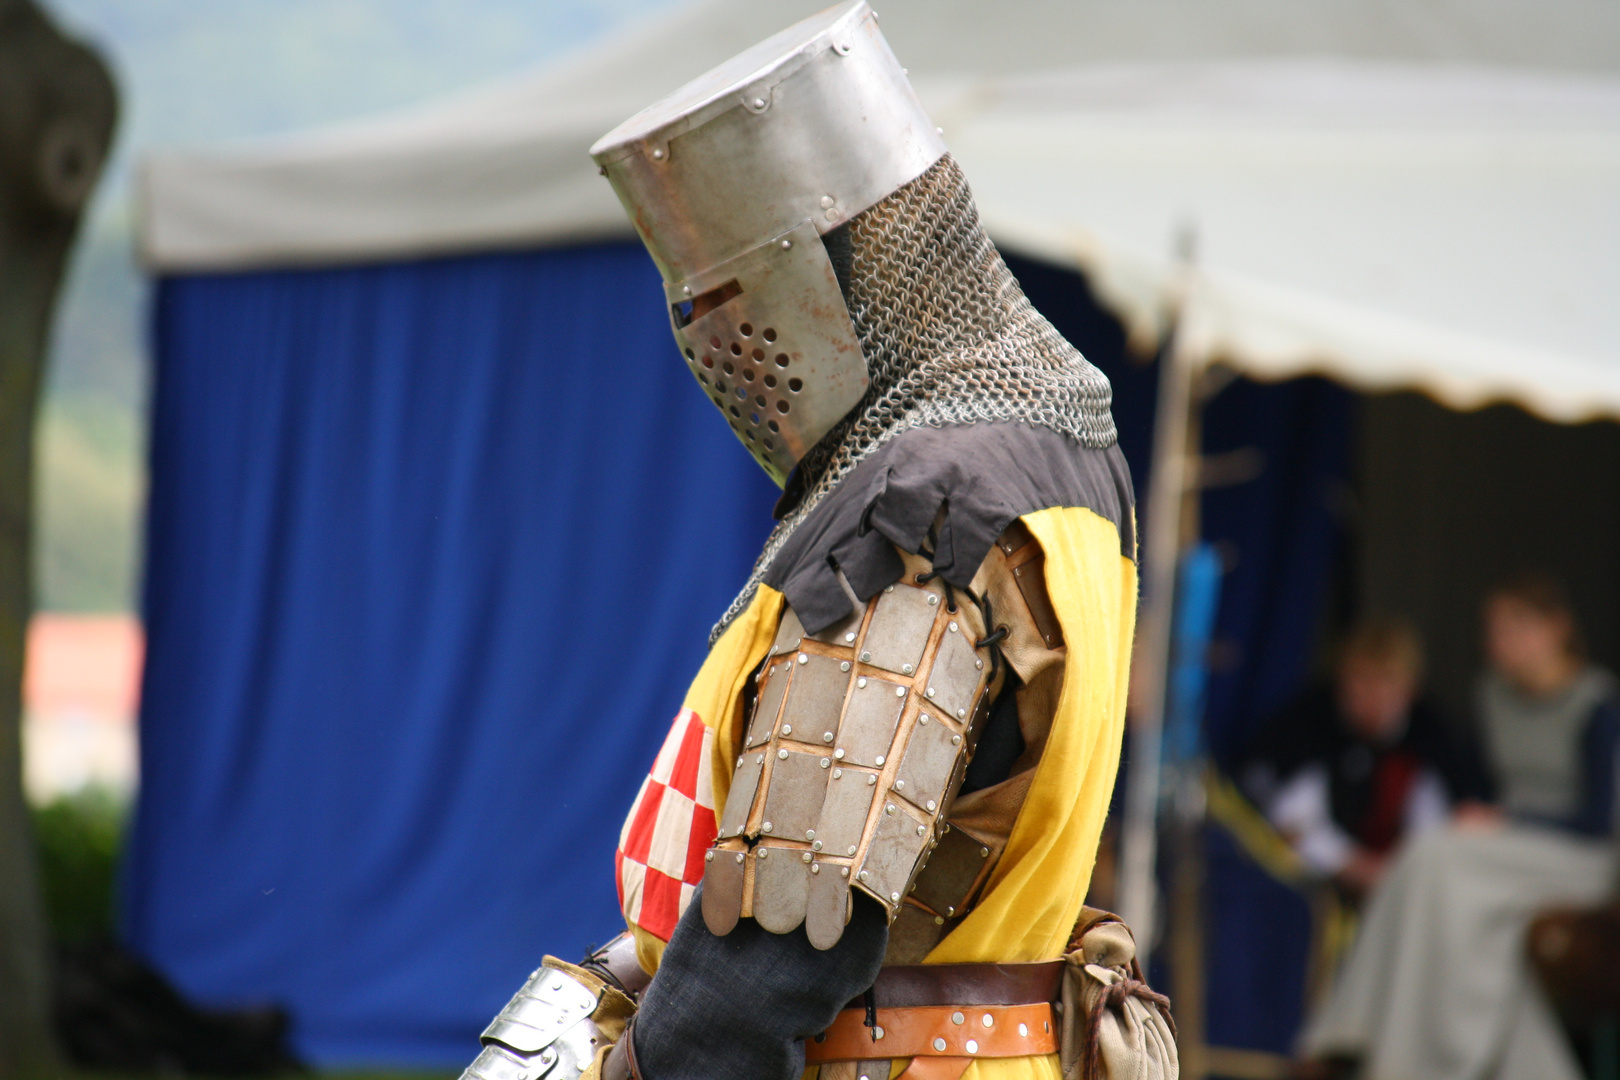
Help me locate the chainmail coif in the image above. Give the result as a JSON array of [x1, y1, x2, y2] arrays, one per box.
[[711, 154, 1117, 644]]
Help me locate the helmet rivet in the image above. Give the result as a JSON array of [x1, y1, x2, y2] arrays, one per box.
[[781, 239, 792, 250], [820, 195, 836, 209], [651, 147, 665, 160]]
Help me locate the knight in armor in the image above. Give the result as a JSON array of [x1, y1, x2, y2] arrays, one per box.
[[459, 4, 1172, 1078]]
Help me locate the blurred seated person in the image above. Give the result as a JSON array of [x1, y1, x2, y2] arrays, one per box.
[[1242, 616, 1486, 898], [1298, 571, 1620, 1080]]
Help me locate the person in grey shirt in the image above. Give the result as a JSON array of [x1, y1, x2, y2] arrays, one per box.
[[1298, 571, 1619, 1080]]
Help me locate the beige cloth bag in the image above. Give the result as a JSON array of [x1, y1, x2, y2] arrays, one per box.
[[1058, 912, 1179, 1080]]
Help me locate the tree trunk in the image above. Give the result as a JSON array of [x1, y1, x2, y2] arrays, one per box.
[[0, 1, 116, 1074]]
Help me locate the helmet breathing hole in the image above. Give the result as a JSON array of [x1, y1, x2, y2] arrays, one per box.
[[684, 348, 694, 360], [698, 373, 709, 385], [755, 395, 766, 407], [763, 374, 777, 388], [730, 405, 741, 418], [775, 353, 790, 367], [752, 348, 765, 361], [768, 420, 780, 433], [750, 412, 761, 425], [736, 387, 748, 400], [742, 368, 755, 382], [710, 337, 722, 350], [777, 400, 791, 414], [715, 379, 727, 392], [739, 323, 753, 337], [722, 361, 734, 375], [788, 378, 803, 393], [730, 342, 742, 356], [763, 328, 777, 343], [701, 355, 714, 368]]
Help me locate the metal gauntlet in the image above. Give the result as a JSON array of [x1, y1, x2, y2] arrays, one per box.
[[460, 934, 647, 1080]]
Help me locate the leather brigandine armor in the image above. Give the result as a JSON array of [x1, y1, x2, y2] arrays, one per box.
[[702, 568, 1002, 949]]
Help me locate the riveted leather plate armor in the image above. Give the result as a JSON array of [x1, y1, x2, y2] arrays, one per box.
[[700, 577, 996, 949]]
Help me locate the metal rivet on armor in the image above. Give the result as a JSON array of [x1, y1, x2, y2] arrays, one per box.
[[927, 800, 937, 812], [946, 905, 956, 916], [886, 803, 896, 814], [1019, 1023, 1029, 1038], [812, 839, 823, 851], [890, 891, 900, 902], [935, 915, 946, 925], [843, 866, 851, 875], [875, 755, 885, 766], [933, 1038, 947, 1052], [811, 863, 820, 873], [752, 96, 766, 109], [958, 708, 967, 719], [867, 775, 877, 786], [917, 825, 927, 836], [736, 852, 745, 863], [952, 1012, 965, 1025], [819, 757, 830, 769], [873, 1026, 885, 1040], [778, 749, 789, 760], [901, 664, 914, 674], [976, 659, 984, 670], [651, 147, 665, 160], [705, 851, 714, 862], [762, 821, 773, 832], [949, 621, 959, 633], [756, 754, 766, 763], [966, 1039, 979, 1054], [895, 779, 905, 790], [781, 724, 792, 735], [820, 195, 836, 209], [780, 239, 792, 250], [858, 870, 869, 881], [802, 852, 813, 863], [860, 653, 871, 664], [835, 749, 846, 760], [884, 585, 894, 594], [982, 1014, 994, 1028], [831, 769, 841, 780], [758, 848, 768, 858], [823, 732, 834, 743], [927, 687, 936, 697], [981, 847, 991, 857], [840, 661, 851, 672], [857, 676, 868, 688], [928, 595, 939, 606], [919, 716, 928, 726], [952, 735, 962, 746], [798, 653, 808, 664], [895, 687, 906, 698]]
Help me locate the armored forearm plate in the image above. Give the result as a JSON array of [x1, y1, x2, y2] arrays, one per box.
[[460, 962, 618, 1080], [701, 576, 995, 949]]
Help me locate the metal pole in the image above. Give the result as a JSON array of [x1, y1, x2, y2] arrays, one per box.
[[1115, 280, 1202, 954]]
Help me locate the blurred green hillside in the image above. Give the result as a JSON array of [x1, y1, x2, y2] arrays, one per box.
[[34, 0, 680, 612]]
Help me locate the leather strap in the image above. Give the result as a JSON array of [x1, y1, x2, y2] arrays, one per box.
[[805, 1001, 1058, 1063], [857, 960, 1065, 1009], [601, 1018, 642, 1080]]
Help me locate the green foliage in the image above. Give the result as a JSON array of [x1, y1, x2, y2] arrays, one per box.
[[32, 786, 126, 945]]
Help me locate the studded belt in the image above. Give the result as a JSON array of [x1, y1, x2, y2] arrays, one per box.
[[804, 961, 1063, 1080]]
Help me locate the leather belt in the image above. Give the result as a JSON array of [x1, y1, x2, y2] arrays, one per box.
[[807, 961, 1064, 1080], [857, 960, 1065, 1008]]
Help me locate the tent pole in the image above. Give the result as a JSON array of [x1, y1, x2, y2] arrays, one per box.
[[1116, 278, 1203, 958]]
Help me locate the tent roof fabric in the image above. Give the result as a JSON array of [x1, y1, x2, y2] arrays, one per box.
[[140, 0, 1620, 422]]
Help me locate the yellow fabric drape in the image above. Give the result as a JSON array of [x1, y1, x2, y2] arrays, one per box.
[[632, 507, 1136, 1080]]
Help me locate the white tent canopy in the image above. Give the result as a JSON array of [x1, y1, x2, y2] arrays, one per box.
[[140, 0, 1620, 422]]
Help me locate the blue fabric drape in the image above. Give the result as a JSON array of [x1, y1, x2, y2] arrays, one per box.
[[128, 243, 779, 1066]]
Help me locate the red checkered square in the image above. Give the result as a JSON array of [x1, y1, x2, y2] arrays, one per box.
[[617, 708, 717, 941]]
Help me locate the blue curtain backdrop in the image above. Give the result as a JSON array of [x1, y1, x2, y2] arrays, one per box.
[[128, 242, 779, 1066]]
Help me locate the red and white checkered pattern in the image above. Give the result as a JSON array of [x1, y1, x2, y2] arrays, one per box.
[[616, 708, 718, 941]]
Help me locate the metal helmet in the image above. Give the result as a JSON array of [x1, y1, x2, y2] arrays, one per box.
[[590, 1, 945, 487]]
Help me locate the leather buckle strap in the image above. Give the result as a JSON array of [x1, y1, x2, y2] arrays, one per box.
[[805, 1001, 1058, 1063]]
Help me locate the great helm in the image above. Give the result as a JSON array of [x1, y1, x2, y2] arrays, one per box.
[[590, 1, 945, 487]]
